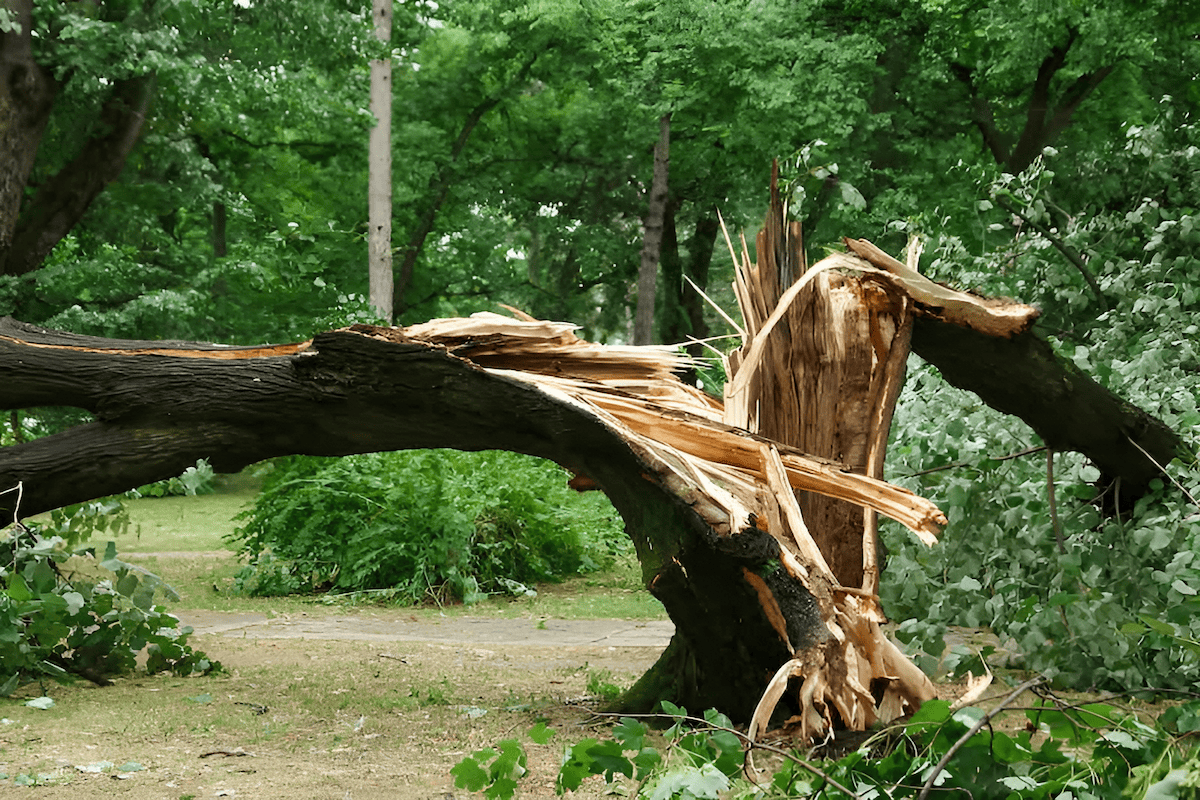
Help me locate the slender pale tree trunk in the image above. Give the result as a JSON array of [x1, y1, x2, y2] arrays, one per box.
[[633, 113, 671, 345], [367, 0, 393, 323]]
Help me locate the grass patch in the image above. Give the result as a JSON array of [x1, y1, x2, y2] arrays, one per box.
[[116, 475, 259, 554], [66, 474, 666, 621]]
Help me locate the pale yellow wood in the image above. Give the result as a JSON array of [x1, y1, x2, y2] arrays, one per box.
[[383, 290, 946, 745], [844, 238, 1039, 337]]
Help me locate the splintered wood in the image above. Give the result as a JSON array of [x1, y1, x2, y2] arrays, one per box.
[[360, 227, 1034, 742]]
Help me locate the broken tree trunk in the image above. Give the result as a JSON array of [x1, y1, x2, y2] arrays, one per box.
[[0, 309, 943, 733], [0, 204, 1178, 737], [841, 238, 1188, 505]]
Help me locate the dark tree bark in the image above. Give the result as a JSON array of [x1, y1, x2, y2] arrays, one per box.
[[211, 201, 228, 259], [950, 30, 1115, 174], [911, 318, 1185, 502], [1, 73, 155, 276], [0, 0, 55, 263], [660, 207, 719, 367]]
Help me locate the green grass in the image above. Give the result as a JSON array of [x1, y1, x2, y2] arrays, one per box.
[[116, 473, 259, 553], [78, 474, 667, 621]]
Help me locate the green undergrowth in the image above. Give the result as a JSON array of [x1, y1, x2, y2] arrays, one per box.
[[90, 473, 662, 620], [456, 692, 1200, 800], [228, 450, 628, 605], [0, 522, 218, 694]]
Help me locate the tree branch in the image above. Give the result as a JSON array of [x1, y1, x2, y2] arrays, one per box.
[[3, 74, 155, 276], [911, 317, 1185, 502], [949, 62, 1011, 165], [394, 51, 543, 315], [993, 194, 1107, 309], [0, 0, 56, 263]]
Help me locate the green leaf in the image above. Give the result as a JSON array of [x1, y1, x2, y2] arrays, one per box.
[[612, 717, 647, 749], [646, 764, 729, 800], [62, 591, 84, 615], [1143, 769, 1190, 800], [451, 756, 489, 792], [6, 574, 31, 602], [587, 740, 633, 782], [908, 699, 952, 725], [527, 721, 555, 745], [1139, 615, 1176, 636]]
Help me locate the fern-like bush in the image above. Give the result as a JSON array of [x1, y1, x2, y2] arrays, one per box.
[[229, 450, 625, 603]]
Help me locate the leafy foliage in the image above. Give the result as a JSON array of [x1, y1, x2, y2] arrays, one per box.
[[880, 108, 1200, 691], [456, 697, 1200, 799], [229, 450, 625, 603], [0, 522, 218, 693], [128, 458, 215, 499]]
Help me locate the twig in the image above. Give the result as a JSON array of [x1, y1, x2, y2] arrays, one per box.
[[200, 748, 254, 758], [916, 675, 1045, 800], [994, 194, 1106, 309], [900, 446, 1047, 478], [1125, 434, 1200, 511], [0, 481, 23, 526], [683, 274, 745, 338], [1046, 450, 1066, 556]]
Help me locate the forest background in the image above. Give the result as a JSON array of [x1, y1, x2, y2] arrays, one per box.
[[1, 0, 1199, 694]]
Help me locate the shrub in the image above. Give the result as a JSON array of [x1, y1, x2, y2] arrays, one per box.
[[229, 449, 625, 603], [0, 521, 218, 694]]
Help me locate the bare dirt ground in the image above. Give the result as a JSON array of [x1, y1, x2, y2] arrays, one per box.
[[0, 611, 671, 799]]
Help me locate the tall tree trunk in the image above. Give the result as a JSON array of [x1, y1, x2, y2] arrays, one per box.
[[657, 200, 685, 343], [682, 211, 718, 363], [211, 201, 228, 259], [633, 113, 671, 345], [0, 0, 55, 271], [367, 0, 394, 323]]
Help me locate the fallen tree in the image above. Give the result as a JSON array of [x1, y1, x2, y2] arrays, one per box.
[[0, 194, 1183, 736]]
